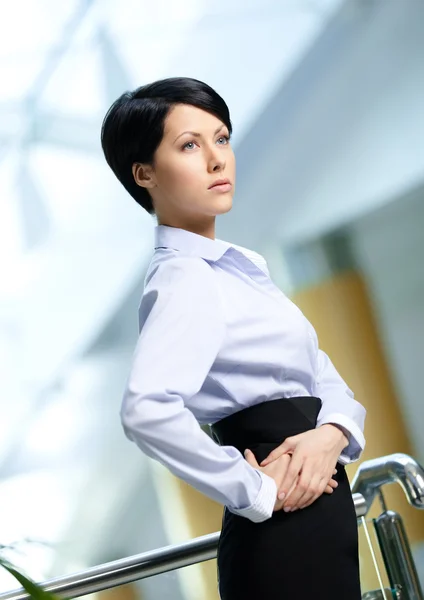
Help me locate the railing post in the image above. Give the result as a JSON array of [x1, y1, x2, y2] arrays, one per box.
[[373, 510, 424, 600], [362, 586, 403, 599]]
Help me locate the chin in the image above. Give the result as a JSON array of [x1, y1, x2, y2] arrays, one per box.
[[214, 196, 233, 215]]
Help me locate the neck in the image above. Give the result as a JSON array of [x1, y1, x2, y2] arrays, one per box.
[[158, 219, 216, 240]]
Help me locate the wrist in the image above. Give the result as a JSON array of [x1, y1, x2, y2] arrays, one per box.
[[319, 423, 349, 450]]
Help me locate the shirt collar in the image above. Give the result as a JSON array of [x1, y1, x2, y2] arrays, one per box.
[[154, 225, 231, 262]]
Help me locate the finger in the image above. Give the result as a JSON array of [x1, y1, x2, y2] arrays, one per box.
[[278, 452, 303, 500], [303, 484, 327, 508], [244, 449, 259, 468], [260, 438, 294, 466], [273, 453, 292, 489], [283, 465, 313, 510], [299, 476, 328, 510], [317, 475, 339, 497], [295, 472, 322, 510], [280, 475, 298, 502]]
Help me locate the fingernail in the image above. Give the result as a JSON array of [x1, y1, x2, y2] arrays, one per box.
[[291, 507, 298, 512], [284, 506, 291, 512], [244, 449, 250, 457], [278, 492, 285, 500]]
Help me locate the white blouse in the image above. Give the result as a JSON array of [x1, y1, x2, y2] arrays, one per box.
[[120, 225, 366, 523]]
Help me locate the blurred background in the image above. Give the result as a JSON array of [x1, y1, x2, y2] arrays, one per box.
[[0, 0, 423, 598]]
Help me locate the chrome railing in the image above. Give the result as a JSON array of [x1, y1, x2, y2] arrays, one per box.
[[0, 495, 367, 600], [0, 454, 423, 600], [351, 453, 424, 513], [352, 453, 424, 600], [0, 532, 219, 600]]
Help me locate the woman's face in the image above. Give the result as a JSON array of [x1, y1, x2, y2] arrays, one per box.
[[133, 103, 235, 234]]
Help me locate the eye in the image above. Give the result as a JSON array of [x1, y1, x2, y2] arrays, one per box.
[[181, 134, 230, 151], [182, 140, 197, 151]]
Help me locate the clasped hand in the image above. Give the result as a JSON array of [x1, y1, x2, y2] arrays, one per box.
[[244, 424, 349, 512]]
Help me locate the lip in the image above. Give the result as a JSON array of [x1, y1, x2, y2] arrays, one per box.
[[208, 178, 231, 189]]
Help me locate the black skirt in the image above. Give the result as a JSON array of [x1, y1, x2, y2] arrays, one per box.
[[210, 397, 361, 600]]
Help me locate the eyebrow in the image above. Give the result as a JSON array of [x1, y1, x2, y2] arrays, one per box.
[[173, 124, 226, 144]]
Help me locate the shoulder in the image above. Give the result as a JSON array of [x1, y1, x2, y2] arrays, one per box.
[[145, 251, 216, 290], [225, 241, 269, 273], [138, 253, 223, 329]]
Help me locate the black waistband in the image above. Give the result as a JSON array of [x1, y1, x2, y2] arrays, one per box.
[[210, 396, 322, 458]]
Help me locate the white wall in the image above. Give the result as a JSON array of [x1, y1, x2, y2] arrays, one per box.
[[350, 185, 424, 461], [218, 0, 424, 253]]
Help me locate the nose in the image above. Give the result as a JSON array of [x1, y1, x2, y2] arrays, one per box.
[[207, 146, 226, 173]]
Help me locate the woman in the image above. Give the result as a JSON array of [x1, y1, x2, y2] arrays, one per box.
[[100, 77, 366, 599]]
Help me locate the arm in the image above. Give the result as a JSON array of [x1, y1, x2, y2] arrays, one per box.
[[315, 348, 366, 464], [121, 256, 277, 522]]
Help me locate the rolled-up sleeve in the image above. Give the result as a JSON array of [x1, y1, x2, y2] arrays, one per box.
[[120, 256, 277, 522], [314, 349, 366, 464]]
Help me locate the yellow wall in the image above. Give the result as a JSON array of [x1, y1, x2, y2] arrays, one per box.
[[175, 478, 222, 600], [293, 270, 424, 590], [95, 583, 141, 600]]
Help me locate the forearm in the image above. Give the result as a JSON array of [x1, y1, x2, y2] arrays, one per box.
[[121, 392, 277, 522]]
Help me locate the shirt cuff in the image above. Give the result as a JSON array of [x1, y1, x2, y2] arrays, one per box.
[[316, 412, 366, 464], [228, 471, 277, 523]]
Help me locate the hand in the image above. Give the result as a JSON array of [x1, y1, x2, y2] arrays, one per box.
[[244, 449, 338, 513], [259, 424, 348, 511], [282, 467, 339, 499], [244, 449, 292, 512]]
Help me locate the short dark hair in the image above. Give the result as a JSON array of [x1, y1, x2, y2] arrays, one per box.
[[100, 77, 233, 215]]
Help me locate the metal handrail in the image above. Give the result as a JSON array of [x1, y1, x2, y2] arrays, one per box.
[[2, 453, 423, 600], [0, 494, 367, 600], [351, 453, 424, 513]]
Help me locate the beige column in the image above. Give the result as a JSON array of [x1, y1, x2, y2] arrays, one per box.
[[289, 234, 424, 591], [174, 433, 223, 600], [95, 583, 141, 600]]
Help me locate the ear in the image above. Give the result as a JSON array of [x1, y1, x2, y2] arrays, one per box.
[[132, 162, 156, 189]]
